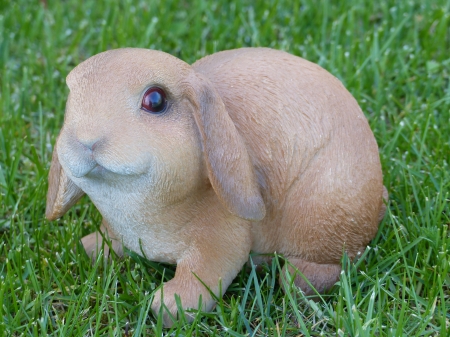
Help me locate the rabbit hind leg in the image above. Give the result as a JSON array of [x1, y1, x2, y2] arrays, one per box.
[[280, 258, 341, 296]]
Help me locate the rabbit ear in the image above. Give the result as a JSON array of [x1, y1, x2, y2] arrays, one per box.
[[185, 72, 266, 221], [45, 141, 85, 220]]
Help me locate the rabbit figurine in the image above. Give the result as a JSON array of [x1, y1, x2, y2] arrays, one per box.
[[46, 48, 387, 326]]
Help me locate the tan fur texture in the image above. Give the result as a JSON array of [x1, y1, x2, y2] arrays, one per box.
[[46, 48, 387, 327]]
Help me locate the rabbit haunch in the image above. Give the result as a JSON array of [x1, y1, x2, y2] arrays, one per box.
[[46, 47, 387, 327]]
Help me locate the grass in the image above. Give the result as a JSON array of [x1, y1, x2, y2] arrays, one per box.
[[0, 0, 449, 335]]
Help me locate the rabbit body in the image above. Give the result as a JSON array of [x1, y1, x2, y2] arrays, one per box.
[[192, 49, 385, 261], [46, 48, 386, 326]]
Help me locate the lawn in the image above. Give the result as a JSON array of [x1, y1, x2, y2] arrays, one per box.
[[0, 0, 449, 336]]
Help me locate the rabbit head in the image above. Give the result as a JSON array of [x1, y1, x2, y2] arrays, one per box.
[[46, 48, 265, 227]]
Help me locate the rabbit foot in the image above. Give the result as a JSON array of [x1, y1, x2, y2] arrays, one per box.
[[151, 276, 214, 327], [81, 220, 123, 261], [280, 258, 341, 296]]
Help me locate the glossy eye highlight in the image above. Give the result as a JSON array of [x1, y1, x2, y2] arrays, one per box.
[[141, 87, 167, 114]]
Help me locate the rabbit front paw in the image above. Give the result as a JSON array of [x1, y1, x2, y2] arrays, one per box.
[[81, 221, 123, 262], [151, 277, 214, 327]]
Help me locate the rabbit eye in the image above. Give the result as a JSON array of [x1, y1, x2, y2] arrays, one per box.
[[141, 87, 167, 114]]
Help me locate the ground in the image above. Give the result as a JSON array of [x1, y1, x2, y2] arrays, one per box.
[[0, 0, 449, 336]]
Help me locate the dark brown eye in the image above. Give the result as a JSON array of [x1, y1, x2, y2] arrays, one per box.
[[141, 87, 167, 113]]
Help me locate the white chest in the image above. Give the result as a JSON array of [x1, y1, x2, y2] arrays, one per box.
[[74, 176, 189, 264]]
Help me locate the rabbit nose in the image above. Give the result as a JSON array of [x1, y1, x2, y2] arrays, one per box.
[[77, 135, 100, 151]]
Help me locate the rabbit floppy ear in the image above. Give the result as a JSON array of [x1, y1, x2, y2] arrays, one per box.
[[45, 140, 85, 220], [185, 72, 266, 221]]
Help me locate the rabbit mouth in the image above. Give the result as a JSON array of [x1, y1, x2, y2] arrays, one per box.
[[68, 157, 148, 179], [65, 161, 102, 178], [71, 162, 145, 179], [57, 137, 150, 178], [84, 164, 107, 177]]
